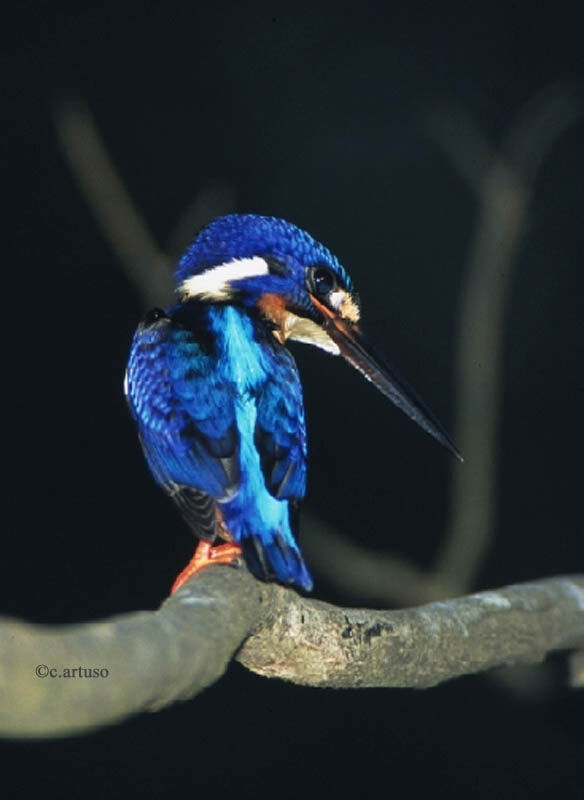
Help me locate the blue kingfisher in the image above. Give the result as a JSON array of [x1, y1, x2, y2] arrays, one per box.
[[125, 214, 459, 593]]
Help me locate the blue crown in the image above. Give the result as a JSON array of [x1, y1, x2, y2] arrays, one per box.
[[176, 213, 353, 291]]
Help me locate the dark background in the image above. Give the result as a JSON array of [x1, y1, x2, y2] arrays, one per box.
[[2, 2, 583, 797]]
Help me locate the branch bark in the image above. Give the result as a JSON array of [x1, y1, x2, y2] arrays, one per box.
[[2, 569, 583, 738]]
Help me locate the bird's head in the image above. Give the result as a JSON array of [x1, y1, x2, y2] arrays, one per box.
[[176, 213, 460, 458]]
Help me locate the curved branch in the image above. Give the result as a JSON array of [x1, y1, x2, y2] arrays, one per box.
[[2, 569, 583, 738], [0, 566, 263, 738]]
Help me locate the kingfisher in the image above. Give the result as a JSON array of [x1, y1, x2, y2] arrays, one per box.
[[125, 214, 459, 594]]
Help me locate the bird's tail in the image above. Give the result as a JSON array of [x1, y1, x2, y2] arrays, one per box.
[[240, 531, 313, 592]]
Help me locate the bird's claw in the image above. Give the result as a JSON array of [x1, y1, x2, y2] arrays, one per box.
[[170, 540, 243, 594]]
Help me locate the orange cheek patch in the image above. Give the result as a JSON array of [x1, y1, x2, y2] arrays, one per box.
[[257, 293, 290, 343], [257, 292, 287, 322]]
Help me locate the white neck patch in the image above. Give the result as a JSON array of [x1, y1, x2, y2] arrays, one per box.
[[179, 256, 269, 300], [277, 312, 341, 356]]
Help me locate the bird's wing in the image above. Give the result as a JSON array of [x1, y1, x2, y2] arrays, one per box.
[[125, 312, 239, 539], [254, 345, 307, 503]]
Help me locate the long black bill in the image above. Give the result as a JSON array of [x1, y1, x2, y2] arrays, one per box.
[[311, 296, 462, 461]]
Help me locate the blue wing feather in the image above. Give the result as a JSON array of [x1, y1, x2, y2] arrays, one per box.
[[254, 347, 307, 501], [125, 314, 239, 502]]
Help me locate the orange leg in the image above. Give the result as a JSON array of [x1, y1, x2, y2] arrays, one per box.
[[171, 540, 243, 594]]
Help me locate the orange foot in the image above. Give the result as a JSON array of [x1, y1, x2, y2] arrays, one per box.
[[171, 540, 243, 594]]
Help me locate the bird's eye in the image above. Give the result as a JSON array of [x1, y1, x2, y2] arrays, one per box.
[[310, 266, 337, 297]]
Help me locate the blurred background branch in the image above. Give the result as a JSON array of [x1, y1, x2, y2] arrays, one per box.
[[433, 86, 582, 593], [54, 99, 173, 308], [55, 99, 237, 309], [306, 86, 581, 604]]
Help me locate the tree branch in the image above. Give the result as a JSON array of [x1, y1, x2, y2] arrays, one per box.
[[1, 569, 583, 738], [0, 566, 261, 738], [238, 575, 584, 688]]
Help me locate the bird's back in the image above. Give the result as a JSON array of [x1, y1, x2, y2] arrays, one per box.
[[125, 300, 313, 591]]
